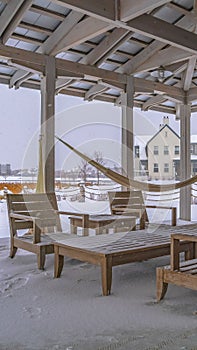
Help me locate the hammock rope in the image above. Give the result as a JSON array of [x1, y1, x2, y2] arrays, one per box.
[[56, 136, 197, 193]]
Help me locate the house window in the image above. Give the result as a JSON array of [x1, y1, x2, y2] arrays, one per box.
[[154, 146, 158, 155], [164, 146, 169, 155], [193, 162, 197, 173], [134, 145, 140, 158], [174, 145, 179, 155], [154, 163, 159, 173], [164, 163, 169, 173], [191, 144, 197, 155], [165, 131, 168, 137]]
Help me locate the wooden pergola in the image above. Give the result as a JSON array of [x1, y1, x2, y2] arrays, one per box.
[[0, 0, 196, 220]]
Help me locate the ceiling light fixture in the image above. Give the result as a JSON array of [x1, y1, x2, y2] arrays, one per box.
[[151, 66, 172, 83]]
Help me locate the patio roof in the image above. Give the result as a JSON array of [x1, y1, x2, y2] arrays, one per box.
[[0, 0, 197, 114]]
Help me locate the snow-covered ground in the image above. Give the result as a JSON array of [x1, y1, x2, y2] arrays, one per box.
[[0, 186, 197, 349]]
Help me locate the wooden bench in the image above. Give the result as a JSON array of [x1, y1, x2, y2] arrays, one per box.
[[7, 193, 90, 269], [157, 233, 197, 301], [108, 190, 177, 227], [69, 214, 136, 235], [54, 225, 191, 296]]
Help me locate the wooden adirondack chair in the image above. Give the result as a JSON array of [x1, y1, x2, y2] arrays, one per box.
[[7, 192, 88, 269], [108, 190, 147, 230], [108, 190, 177, 229]]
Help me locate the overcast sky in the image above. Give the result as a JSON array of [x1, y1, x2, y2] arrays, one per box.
[[1, 84, 196, 171]]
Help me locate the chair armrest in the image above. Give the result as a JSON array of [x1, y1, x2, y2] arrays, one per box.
[[146, 205, 177, 226], [146, 205, 176, 210], [57, 211, 89, 217], [10, 212, 41, 243]]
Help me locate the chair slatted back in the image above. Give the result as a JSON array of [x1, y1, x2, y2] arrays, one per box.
[[108, 190, 147, 229], [7, 192, 62, 235]]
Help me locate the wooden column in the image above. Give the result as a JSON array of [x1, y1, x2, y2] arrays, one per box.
[[121, 76, 134, 187], [40, 56, 56, 193], [179, 104, 191, 221]]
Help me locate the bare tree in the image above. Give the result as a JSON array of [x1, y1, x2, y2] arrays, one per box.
[[94, 151, 105, 185], [78, 159, 91, 183]]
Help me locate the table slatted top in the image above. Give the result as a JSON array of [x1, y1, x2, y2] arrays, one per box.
[[54, 223, 197, 254], [51, 224, 182, 252]]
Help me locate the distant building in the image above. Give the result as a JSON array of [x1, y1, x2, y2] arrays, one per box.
[[146, 116, 180, 180], [134, 116, 197, 180], [0, 164, 11, 176]]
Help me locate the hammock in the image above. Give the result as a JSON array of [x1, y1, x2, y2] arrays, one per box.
[[56, 136, 197, 192], [36, 136, 45, 193]]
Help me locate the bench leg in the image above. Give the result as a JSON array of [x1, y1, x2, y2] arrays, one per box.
[[37, 246, 46, 270], [70, 224, 77, 234], [101, 256, 112, 296], [96, 227, 102, 235], [156, 267, 168, 301], [10, 245, 18, 258], [172, 207, 176, 226], [140, 212, 146, 230], [54, 246, 64, 278]]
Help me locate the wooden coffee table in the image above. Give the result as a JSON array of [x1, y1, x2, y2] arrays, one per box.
[[69, 214, 136, 235], [54, 227, 191, 296]]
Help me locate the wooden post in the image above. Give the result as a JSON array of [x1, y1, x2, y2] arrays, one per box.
[[101, 255, 112, 296], [121, 76, 134, 189], [82, 214, 89, 236], [170, 236, 180, 270], [40, 56, 56, 193], [179, 104, 191, 221]]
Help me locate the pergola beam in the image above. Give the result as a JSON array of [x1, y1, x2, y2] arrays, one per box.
[[118, 41, 164, 74], [51, 1, 197, 56], [80, 27, 130, 65], [51, 0, 115, 21], [0, 0, 25, 36], [183, 57, 197, 91], [136, 47, 195, 73], [0, 43, 126, 84], [127, 14, 197, 55], [2, 0, 32, 44], [120, 0, 171, 22], [56, 57, 127, 84], [120, 10, 196, 75], [188, 87, 197, 102], [134, 77, 183, 98], [39, 11, 84, 55], [52, 17, 113, 54], [51, 0, 171, 22], [0, 43, 45, 65], [2, 42, 186, 101]]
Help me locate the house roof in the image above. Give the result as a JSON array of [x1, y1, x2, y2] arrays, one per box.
[[0, 1, 197, 114], [146, 124, 180, 146]]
